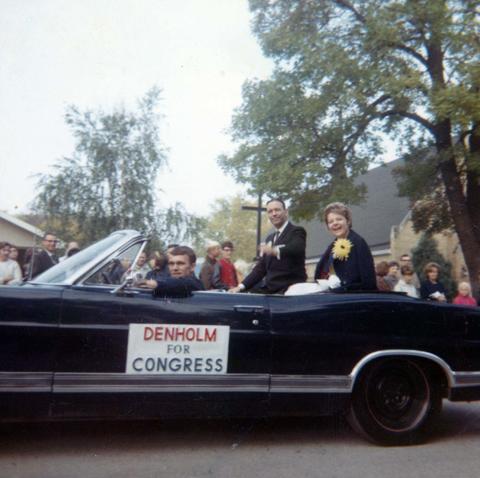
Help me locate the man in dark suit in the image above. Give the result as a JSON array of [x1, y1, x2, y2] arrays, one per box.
[[29, 232, 59, 279], [229, 198, 307, 294], [140, 246, 204, 298]]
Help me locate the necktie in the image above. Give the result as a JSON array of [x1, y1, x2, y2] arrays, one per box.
[[273, 231, 279, 244]]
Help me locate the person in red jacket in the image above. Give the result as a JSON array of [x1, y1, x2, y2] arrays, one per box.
[[213, 241, 238, 289], [453, 281, 477, 306]]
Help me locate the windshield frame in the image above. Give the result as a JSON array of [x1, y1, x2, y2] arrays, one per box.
[[29, 230, 146, 286]]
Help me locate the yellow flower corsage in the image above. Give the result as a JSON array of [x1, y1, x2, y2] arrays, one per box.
[[332, 238, 353, 261]]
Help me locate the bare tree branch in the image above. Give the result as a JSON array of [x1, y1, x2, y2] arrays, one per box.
[[377, 110, 436, 135], [333, 0, 366, 23], [386, 42, 429, 67]]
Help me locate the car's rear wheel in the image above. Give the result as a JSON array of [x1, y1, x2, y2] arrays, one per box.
[[348, 358, 442, 445]]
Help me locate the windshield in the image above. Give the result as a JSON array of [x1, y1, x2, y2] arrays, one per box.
[[31, 231, 135, 284], [84, 241, 144, 286]]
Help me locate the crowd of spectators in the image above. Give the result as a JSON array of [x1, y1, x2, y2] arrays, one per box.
[[199, 240, 240, 291], [0, 233, 80, 284], [374, 254, 477, 306]]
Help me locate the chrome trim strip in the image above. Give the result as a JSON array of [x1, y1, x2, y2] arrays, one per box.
[[0, 372, 52, 392], [54, 373, 269, 393], [54, 373, 352, 394], [270, 374, 351, 393], [4, 367, 480, 396], [59, 324, 128, 330], [452, 372, 480, 388], [0, 321, 58, 329], [350, 350, 456, 388]]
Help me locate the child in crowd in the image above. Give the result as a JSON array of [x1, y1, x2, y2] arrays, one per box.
[[453, 282, 477, 307], [394, 265, 419, 298]]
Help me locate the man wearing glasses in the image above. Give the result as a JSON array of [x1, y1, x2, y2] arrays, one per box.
[[213, 241, 238, 290], [29, 232, 59, 279], [399, 253, 420, 290]]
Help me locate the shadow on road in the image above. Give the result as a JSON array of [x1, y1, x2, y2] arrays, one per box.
[[0, 401, 479, 455], [0, 415, 357, 456]]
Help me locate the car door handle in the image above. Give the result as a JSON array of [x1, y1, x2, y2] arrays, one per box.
[[233, 305, 265, 314]]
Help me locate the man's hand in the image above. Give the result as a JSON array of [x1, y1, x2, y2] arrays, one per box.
[[259, 243, 277, 257], [135, 279, 157, 289], [228, 285, 242, 293]]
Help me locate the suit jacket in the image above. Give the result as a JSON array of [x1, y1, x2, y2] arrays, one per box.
[[153, 274, 204, 298], [30, 249, 58, 279], [242, 222, 307, 294], [314, 229, 376, 291]]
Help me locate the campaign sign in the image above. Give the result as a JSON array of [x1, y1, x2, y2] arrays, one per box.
[[126, 324, 230, 374]]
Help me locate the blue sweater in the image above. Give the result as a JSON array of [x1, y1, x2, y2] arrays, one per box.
[[153, 274, 204, 298]]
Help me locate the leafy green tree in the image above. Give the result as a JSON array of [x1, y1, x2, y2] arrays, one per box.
[[220, 0, 480, 294], [411, 234, 457, 300], [155, 203, 207, 252], [203, 194, 271, 261], [33, 88, 169, 244]]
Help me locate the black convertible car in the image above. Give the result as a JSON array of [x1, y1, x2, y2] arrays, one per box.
[[1, 230, 480, 445]]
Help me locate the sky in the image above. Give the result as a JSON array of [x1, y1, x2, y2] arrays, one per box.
[[0, 0, 273, 217]]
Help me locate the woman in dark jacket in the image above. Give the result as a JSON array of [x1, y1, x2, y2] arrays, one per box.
[[314, 202, 376, 291], [420, 262, 447, 302]]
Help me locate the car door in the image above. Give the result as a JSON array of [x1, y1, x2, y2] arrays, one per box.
[[0, 285, 61, 419], [51, 240, 141, 418], [268, 293, 352, 415], [52, 283, 133, 418], [119, 290, 271, 418], [52, 277, 271, 419]]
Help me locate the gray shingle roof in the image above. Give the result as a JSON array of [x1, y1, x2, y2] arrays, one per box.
[[0, 210, 44, 238], [300, 159, 410, 259]]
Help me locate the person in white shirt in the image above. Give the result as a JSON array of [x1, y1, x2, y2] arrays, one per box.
[[394, 265, 419, 298], [399, 253, 420, 289], [131, 251, 151, 280], [0, 242, 22, 285], [60, 241, 80, 262]]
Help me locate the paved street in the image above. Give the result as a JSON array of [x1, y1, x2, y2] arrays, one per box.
[[1, 401, 480, 478]]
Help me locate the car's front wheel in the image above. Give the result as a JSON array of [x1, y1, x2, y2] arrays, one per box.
[[348, 358, 442, 445]]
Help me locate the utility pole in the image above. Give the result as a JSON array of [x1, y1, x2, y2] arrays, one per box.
[[241, 193, 266, 258]]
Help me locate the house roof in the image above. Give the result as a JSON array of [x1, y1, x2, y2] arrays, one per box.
[[0, 210, 44, 238], [301, 159, 410, 259]]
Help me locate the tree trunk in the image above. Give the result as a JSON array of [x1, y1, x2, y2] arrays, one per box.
[[427, 38, 480, 299], [436, 130, 480, 300], [466, 125, 480, 246]]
